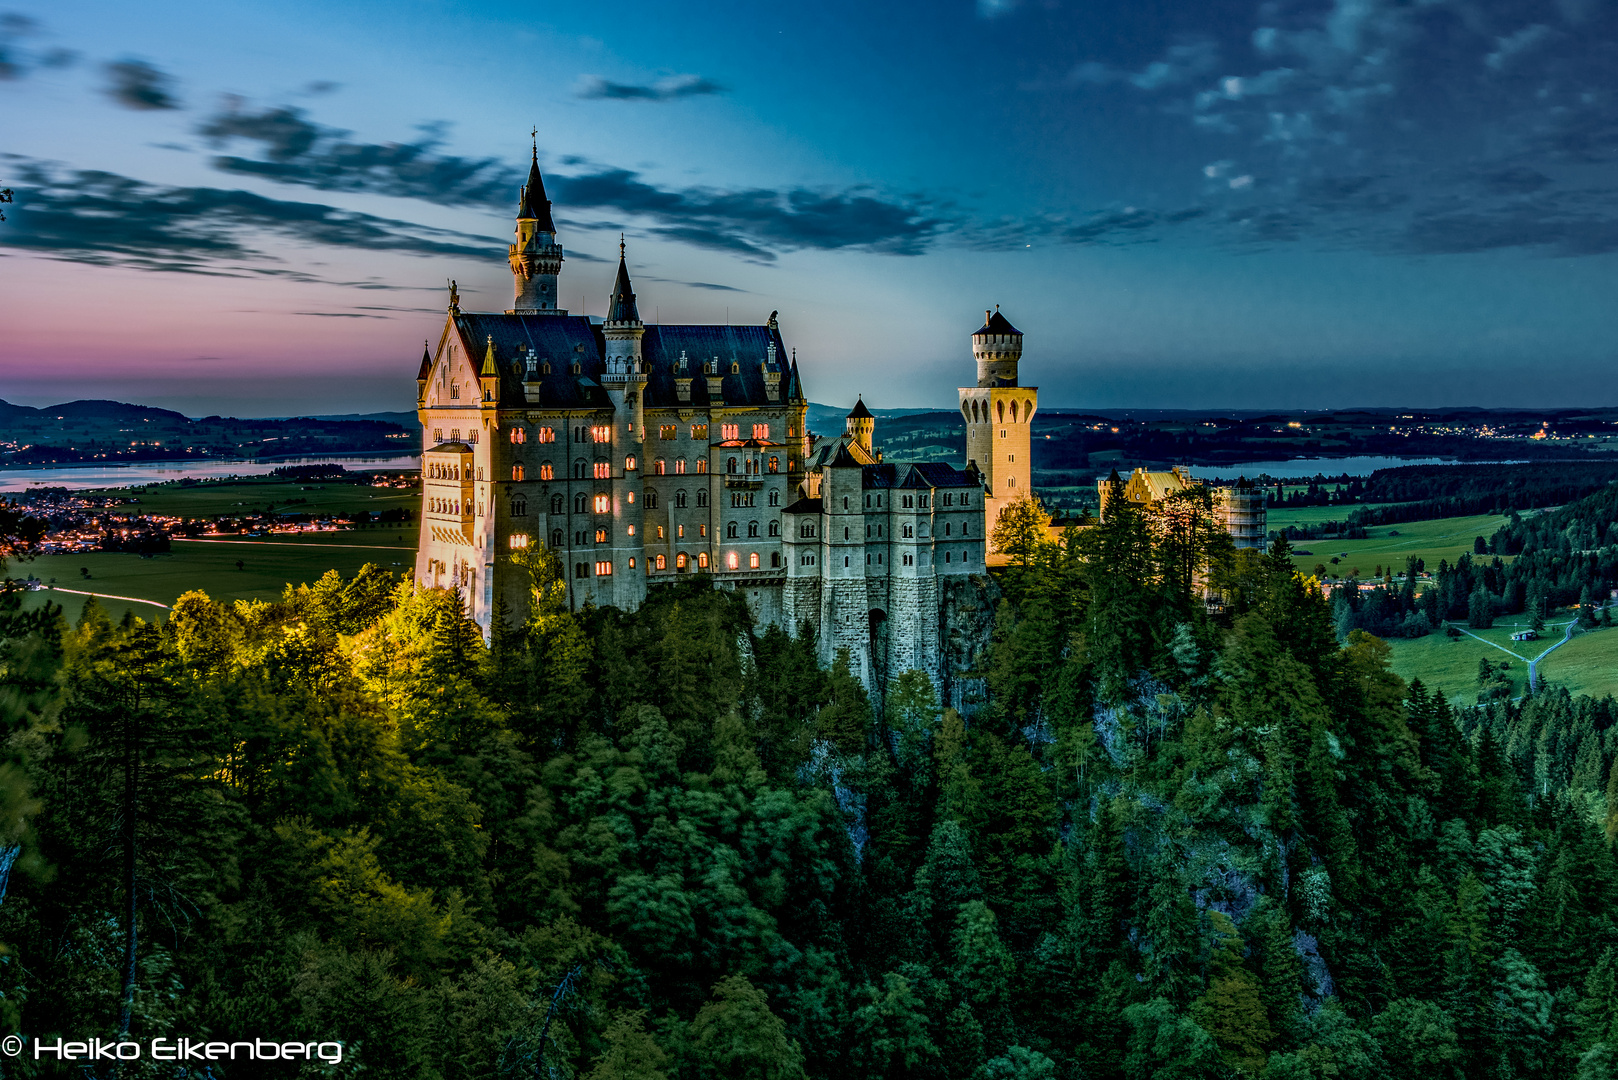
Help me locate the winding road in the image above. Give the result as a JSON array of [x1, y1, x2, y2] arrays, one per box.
[[1447, 616, 1583, 693]]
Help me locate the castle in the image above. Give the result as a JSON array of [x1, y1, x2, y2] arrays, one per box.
[[414, 147, 1038, 691], [1097, 465, 1267, 548]]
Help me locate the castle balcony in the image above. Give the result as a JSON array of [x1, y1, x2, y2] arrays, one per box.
[[723, 476, 764, 490]]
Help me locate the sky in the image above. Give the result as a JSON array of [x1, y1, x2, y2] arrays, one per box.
[[2, 0, 1616, 416]]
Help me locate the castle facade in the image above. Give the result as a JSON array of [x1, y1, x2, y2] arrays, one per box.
[[414, 148, 1034, 691]]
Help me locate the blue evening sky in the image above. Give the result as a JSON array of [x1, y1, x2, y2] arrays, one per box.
[[2, 0, 1615, 415]]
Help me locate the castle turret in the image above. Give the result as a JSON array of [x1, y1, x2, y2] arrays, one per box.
[[600, 239, 648, 609], [959, 306, 1036, 538], [508, 143, 565, 314], [845, 397, 874, 456]]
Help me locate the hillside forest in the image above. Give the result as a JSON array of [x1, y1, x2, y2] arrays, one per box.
[[3, 479, 1618, 1079]]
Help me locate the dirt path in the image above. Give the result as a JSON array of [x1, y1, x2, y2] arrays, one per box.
[[1528, 618, 1579, 691], [174, 538, 407, 551], [35, 586, 171, 609]]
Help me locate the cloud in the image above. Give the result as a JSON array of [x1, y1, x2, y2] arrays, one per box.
[[1484, 24, 1555, 71], [574, 73, 725, 102], [1069, 39, 1220, 91], [104, 59, 181, 110], [0, 160, 499, 274], [0, 12, 75, 79], [977, 0, 1019, 18]]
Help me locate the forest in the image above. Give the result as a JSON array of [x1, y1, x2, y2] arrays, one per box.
[[3, 479, 1618, 1079]]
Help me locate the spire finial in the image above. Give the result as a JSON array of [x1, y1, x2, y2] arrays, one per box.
[[530, 127, 538, 159], [619, 233, 626, 260]]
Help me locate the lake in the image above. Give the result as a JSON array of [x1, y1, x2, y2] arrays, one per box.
[[0, 454, 421, 494], [1200, 456, 1503, 480]]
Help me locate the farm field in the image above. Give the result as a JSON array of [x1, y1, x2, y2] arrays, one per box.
[[8, 537, 415, 627], [1383, 617, 1618, 704], [1288, 512, 1510, 577], [1267, 503, 1394, 531], [79, 475, 419, 518]]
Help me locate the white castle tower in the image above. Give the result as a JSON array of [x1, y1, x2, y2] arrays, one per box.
[[508, 144, 565, 315], [959, 307, 1036, 533]]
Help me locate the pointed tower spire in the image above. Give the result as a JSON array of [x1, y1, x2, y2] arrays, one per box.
[[515, 140, 556, 232], [481, 335, 498, 376], [416, 339, 432, 381], [509, 135, 565, 314], [606, 235, 641, 325]]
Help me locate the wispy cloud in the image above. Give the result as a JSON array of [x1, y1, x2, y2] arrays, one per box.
[[0, 12, 75, 79], [574, 73, 725, 102], [104, 59, 180, 110]]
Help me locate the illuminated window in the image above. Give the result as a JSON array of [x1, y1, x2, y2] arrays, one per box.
[[726, 551, 738, 570], [655, 459, 666, 475], [595, 561, 614, 576], [659, 424, 677, 440], [691, 424, 708, 439], [629, 558, 635, 569], [592, 425, 612, 443], [511, 465, 525, 481], [625, 455, 637, 471], [511, 428, 525, 444], [538, 427, 555, 443], [675, 459, 686, 474], [722, 424, 739, 440], [656, 554, 666, 570], [627, 524, 635, 536], [509, 534, 529, 549], [697, 552, 709, 569], [539, 462, 554, 480], [594, 462, 610, 479], [677, 552, 688, 569], [753, 423, 769, 440], [749, 552, 760, 569], [595, 528, 607, 543], [696, 459, 708, 474], [768, 456, 779, 473]]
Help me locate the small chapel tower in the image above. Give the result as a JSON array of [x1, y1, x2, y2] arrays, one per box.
[[959, 307, 1036, 534], [845, 397, 875, 457], [600, 240, 649, 609], [508, 142, 565, 315]]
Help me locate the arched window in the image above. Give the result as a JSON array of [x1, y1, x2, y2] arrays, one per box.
[[574, 493, 588, 513], [727, 457, 738, 474], [675, 489, 688, 508], [748, 521, 759, 538], [593, 461, 610, 479], [655, 459, 666, 475], [749, 552, 760, 568], [696, 489, 708, 508], [595, 527, 607, 543], [655, 554, 666, 570], [697, 551, 709, 569], [676, 459, 687, 474], [540, 462, 554, 480], [510, 427, 525, 444], [771, 552, 781, 568], [550, 494, 564, 514], [625, 455, 637, 471], [573, 460, 586, 479], [511, 464, 525, 481], [727, 522, 739, 538], [677, 552, 688, 569], [769, 521, 780, 537], [768, 456, 779, 473], [696, 459, 707, 474], [512, 496, 527, 516], [769, 490, 780, 507], [594, 494, 611, 513], [645, 490, 658, 510], [727, 551, 739, 569], [551, 529, 563, 546]]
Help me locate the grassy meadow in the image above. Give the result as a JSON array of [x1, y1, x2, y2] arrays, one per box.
[[85, 475, 419, 518], [1286, 512, 1511, 579]]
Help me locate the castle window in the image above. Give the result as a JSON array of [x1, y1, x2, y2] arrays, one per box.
[[451, 382, 459, 399], [945, 523, 951, 535], [696, 490, 708, 508], [551, 494, 564, 514], [659, 424, 677, 440], [1008, 477, 1016, 488], [769, 490, 780, 507], [572, 363, 582, 375], [722, 424, 739, 440], [551, 529, 563, 546], [946, 551, 952, 562], [1000, 429, 1007, 438], [575, 563, 587, 578], [629, 558, 635, 569], [727, 458, 738, 474], [696, 459, 708, 474], [691, 424, 708, 440], [843, 497, 849, 510], [542, 363, 552, 375], [540, 462, 555, 480], [943, 493, 952, 506], [594, 462, 610, 480], [655, 459, 666, 475], [677, 552, 688, 570], [962, 521, 969, 535], [731, 362, 740, 374], [748, 521, 759, 538], [904, 554, 914, 566], [513, 496, 527, 515], [595, 561, 613, 576], [769, 521, 780, 537], [450, 429, 460, 442], [468, 430, 480, 444], [697, 551, 709, 569], [592, 425, 612, 443], [904, 525, 914, 538], [656, 554, 666, 570], [538, 427, 555, 443], [512, 465, 525, 482], [574, 461, 586, 479], [727, 551, 739, 570], [865, 495, 871, 508], [1008, 454, 1015, 463], [749, 552, 760, 569], [727, 522, 739, 538], [625, 455, 637, 471], [767, 456, 779, 473], [771, 552, 780, 567], [753, 423, 769, 440], [510, 534, 529, 549], [961, 493, 969, 506], [844, 556, 849, 567], [903, 496, 913, 508], [594, 494, 610, 513], [645, 490, 658, 510], [596, 528, 607, 543], [511, 427, 526, 444], [574, 494, 588, 513], [676, 459, 687, 474], [657, 526, 665, 539], [675, 490, 688, 508]]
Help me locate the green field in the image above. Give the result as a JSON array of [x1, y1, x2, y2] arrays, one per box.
[[8, 537, 415, 627], [1268, 503, 1393, 532], [1289, 512, 1509, 578], [80, 475, 419, 519], [1384, 617, 1618, 704]]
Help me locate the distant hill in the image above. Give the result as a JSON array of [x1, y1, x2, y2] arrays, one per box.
[[0, 398, 192, 424]]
